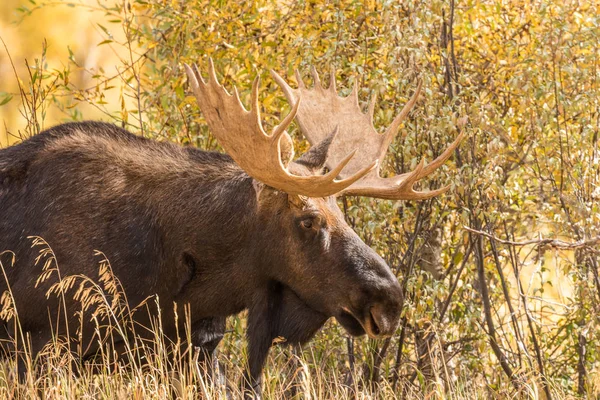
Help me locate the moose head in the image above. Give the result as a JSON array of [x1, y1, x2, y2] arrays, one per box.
[[184, 60, 463, 344]]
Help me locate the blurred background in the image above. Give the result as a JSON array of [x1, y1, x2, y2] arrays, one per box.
[[0, 0, 127, 145]]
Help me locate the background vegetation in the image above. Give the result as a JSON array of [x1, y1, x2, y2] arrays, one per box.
[[1, 0, 599, 398]]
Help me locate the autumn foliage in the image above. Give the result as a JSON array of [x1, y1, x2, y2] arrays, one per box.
[[0, 0, 599, 398]]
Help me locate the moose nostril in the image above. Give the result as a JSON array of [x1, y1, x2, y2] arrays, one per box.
[[369, 308, 381, 336]]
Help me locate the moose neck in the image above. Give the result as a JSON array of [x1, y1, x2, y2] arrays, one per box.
[[147, 152, 272, 317]]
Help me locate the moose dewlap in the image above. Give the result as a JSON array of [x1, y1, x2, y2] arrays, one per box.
[[0, 60, 462, 398]]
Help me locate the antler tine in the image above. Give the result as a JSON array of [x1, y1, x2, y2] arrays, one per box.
[[207, 58, 220, 87], [232, 86, 247, 112], [411, 185, 452, 200], [270, 69, 297, 102], [189, 64, 203, 86], [323, 156, 379, 193], [341, 130, 464, 200], [325, 149, 374, 181], [250, 76, 263, 128], [294, 69, 306, 89], [272, 97, 301, 144], [394, 159, 425, 192], [379, 80, 423, 163], [187, 60, 371, 198], [367, 92, 377, 122], [417, 130, 465, 178], [310, 66, 322, 90], [380, 130, 465, 185], [393, 160, 451, 200], [341, 159, 451, 201]]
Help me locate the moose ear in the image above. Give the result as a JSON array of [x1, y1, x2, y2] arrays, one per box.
[[293, 127, 338, 172]]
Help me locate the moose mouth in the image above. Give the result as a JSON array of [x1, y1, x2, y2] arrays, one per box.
[[336, 307, 384, 338]]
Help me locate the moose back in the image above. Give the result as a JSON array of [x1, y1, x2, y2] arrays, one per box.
[[0, 60, 462, 397]]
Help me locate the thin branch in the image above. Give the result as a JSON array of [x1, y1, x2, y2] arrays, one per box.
[[472, 232, 519, 389], [438, 243, 472, 321], [498, 225, 551, 399], [464, 226, 600, 250]]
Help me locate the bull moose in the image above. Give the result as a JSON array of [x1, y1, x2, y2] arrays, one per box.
[[0, 59, 462, 397]]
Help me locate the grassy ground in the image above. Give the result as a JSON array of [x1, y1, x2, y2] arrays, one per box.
[[0, 340, 593, 399], [0, 302, 595, 399]]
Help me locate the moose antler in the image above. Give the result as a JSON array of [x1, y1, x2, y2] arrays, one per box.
[[271, 67, 464, 200], [185, 60, 376, 197]]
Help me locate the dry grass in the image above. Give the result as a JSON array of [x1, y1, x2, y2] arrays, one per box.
[[0, 242, 595, 400], [0, 347, 591, 399]]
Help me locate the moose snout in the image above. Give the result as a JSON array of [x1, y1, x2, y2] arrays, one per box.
[[362, 281, 403, 338], [335, 234, 404, 338], [366, 301, 399, 338]]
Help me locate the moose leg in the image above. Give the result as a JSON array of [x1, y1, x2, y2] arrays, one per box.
[[245, 282, 328, 399], [245, 292, 274, 400]]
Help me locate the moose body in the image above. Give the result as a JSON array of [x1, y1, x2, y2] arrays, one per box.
[[0, 62, 461, 397], [0, 121, 399, 392], [0, 121, 334, 372]]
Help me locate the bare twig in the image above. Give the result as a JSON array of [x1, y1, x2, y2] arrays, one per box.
[[486, 222, 525, 368], [473, 232, 520, 389], [493, 226, 553, 399], [577, 332, 587, 395], [438, 243, 472, 321], [464, 226, 600, 250]]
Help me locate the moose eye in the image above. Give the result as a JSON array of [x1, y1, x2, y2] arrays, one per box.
[[300, 219, 314, 230]]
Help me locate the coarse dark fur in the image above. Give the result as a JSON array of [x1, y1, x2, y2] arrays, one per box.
[[0, 121, 403, 397]]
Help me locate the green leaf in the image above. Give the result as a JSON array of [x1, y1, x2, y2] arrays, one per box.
[[0, 93, 13, 106]]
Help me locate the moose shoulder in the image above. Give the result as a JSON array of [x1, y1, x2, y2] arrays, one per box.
[[0, 61, 462, 398]]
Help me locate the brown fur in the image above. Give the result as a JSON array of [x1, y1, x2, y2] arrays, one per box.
[[0, 121, 402, 398]]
